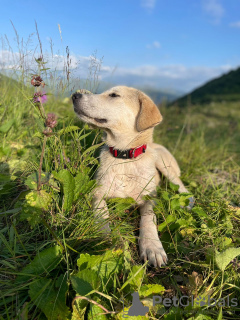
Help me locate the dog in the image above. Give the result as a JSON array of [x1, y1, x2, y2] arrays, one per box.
[[72, 86, 194, 268]]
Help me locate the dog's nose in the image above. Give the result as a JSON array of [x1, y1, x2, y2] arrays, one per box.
[[72, 93, 82, 101]]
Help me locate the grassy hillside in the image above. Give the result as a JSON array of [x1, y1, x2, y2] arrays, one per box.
[[172, 67, 240, 107], [0, 68, 240, 320]]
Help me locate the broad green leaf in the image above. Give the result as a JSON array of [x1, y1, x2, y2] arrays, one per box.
[[83, 180, 96, 193], [20, 190, 52, 227], [139, 284, 165, 297], [162, 191, 171, 201], [53, 169, 75, 212], [0, 145, 11, 157], [25, 171, 51, 190], [77, 249, 124, 282], [29, 274, 70, 320], [16, 245, 62, 283], [24, 190, 51, 209], [88, 304, 108, 320], [170, 198, 181, 210], [215, 247, 240, 271], [74, 171, 93, 201], [176, 217, 194, 229], [158, 215, 175, 232], [0, 119, 15, 133], [71, 269, 100, 295], [192, 207, 208, 219], [169, 182, 179, 191], [125, 265, 145, 291], [77, 253, 92, 271], [94, 249, 124, 280]]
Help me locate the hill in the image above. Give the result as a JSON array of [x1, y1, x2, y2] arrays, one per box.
[[171, 67, 240, 107], [138, 87, 181, 104], [68, 79, 182, 105], [97, 82, 182, 104]]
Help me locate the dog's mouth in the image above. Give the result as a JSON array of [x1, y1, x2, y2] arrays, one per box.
[[75, 108, 107, 124], [94, 118, 107, 123]]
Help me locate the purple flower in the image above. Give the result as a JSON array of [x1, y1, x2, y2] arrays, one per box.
[[31, 75, 45, 87], [33, 91, 48, 104], [45, 113, 57, 128]]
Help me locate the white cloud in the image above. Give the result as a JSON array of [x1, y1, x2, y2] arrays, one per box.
[[229, 21, 240, 28], [202, 0, 224, 24], [141, 0, 156, 10], [1, 49, 236, 92], [102, 64, 234, 92], [0, 49, 96, 76], [146, 41, 161, 49]]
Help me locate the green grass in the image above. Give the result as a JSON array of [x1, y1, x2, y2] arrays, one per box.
[[0, 65, 240, 320]]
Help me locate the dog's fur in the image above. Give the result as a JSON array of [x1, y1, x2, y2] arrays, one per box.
[[73, 86, 193, 267]]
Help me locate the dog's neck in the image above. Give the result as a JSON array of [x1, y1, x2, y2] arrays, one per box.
[[103, 128, 153, 150]]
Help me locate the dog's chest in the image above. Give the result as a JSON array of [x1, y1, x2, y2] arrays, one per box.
[[96, 150, 158, 202]]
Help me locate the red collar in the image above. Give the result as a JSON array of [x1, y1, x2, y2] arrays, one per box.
[[109, 144, 147, 159]]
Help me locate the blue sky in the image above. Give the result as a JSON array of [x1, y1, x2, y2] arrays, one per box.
[[1, 0, 240, 92]]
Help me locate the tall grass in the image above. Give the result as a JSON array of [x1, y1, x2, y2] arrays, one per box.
[[0, 24, 240, 320]]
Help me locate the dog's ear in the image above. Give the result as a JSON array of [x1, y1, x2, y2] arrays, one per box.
[[136, 91, 162, 131]]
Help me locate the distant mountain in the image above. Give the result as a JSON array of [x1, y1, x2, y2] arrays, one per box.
[[69, 79, 182, 105], [137, 87, 182, 105], [97, 82, 182, 105], [171, 67, 240, 107]]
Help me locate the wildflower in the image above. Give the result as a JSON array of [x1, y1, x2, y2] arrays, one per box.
[[33, 91, 47, 104], [36, 56, 43, 62], [31, 75, 45, 87], [43, 127, 53, 136], [45, 113, 57, 128]]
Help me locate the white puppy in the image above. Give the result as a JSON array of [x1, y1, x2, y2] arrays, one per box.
[[73, 86, 194, 267]]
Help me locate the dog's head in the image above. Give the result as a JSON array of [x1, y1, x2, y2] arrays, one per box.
[[72, 86, 162, 134]]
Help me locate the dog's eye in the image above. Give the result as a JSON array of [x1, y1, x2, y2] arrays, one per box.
[[109, 93, 119, 97]]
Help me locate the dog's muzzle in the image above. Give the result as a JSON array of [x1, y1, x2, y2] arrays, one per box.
[[72, 93, 83, 113], [72, 92, 82, 102]]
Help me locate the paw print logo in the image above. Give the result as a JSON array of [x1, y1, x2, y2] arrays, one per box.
[[195, 295, 207, 307]]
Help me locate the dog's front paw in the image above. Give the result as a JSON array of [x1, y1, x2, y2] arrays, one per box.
[[139, 237, 168, 268]]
